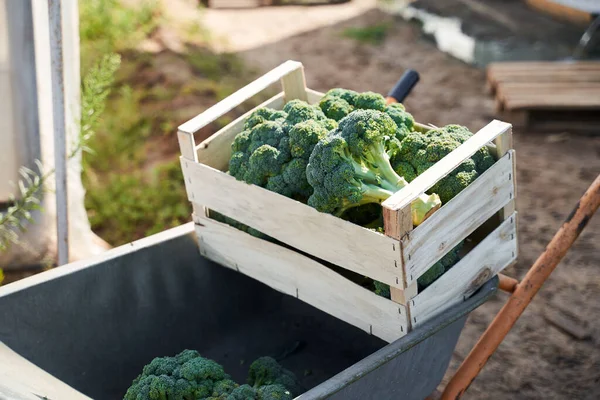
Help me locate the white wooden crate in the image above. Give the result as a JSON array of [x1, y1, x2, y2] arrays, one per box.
[[178, 60, 518, 343]]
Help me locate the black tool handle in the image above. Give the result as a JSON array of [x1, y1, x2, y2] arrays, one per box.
[[387, 69, 420, 103]]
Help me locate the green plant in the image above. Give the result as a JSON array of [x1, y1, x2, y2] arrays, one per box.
[[341, 23, 391, 45], [79, 0, 160, 69]]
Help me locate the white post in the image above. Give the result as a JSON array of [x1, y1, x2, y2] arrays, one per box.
[[48, 0, 69, 266], [0, 0, 109, 271]]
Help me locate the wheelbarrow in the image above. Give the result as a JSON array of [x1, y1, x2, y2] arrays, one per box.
[[0, 71, 598, 399]]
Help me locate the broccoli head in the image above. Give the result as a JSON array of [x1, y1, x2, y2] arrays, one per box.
[[354, 91, 386, 111], [317, 88, 358, 121], [318, 89, 389, 120], [306, 109, 441, 225], [283, 99, 336, 129], [392, 124, 495, 204], [257, 385, 293, 400], [124, 350, 233, 400], [229, 101, 336, 203], [227, 384, 258, 400], [244, 108, 287, 130], [385, 102, 414, 137], [318, 89, 415, 143], [247, 357, 301, 397]]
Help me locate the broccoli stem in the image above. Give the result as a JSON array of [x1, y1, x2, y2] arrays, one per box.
[[362, 183, 394, 201], [364, 143, 442, 225]]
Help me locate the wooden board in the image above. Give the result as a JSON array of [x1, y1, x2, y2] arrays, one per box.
[[194, 215, 408, 343], [486, 61, 600, 115], [180, 60, 303, 136], [403, 151, 515, 286], [195, 88, 323, 171], [410, 212, 518, 327], [0, 342, 91, 399], [194, 92, 285, 170], [181, 158, 404, 288], [525, 0, 593, 26]]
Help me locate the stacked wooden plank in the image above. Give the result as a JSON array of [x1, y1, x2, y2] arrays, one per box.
[[488, 61, 600, 111], [487, 61, 600, 131]]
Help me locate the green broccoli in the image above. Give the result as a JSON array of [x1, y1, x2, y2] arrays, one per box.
[[227, 384, 258, 400], [384, 102, 414, 137], [318, 95, 354, 122], [124, 350, 233, 400], [392, 124, 495, 204], [282, 99, 335, 129], [354, 91, 386, 111], [318, 89, 414, 143], [306, 109, 441, 225], [256, 385, 293, 400], [244, 108, 287, 130], [247, 357, 301, 397], [229, 101, 336, 203]]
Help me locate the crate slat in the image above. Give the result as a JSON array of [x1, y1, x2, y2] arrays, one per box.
[[306, 88, 325, 103], [382, 120, 511, 214], [179, 60, 303, 135], [410, 212, 518, 327], [194, 215, 408, 343], [403, 150, 515, 286], [181, 159, 404, 288], [195, 93, 285, 171]]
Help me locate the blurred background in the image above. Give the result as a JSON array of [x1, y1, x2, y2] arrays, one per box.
[[0, 0, 598, 398]]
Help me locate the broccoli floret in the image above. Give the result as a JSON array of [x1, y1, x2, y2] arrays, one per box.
[[392, 124, 495, 204], [318, 95, 354, 121], [229, 101, 335, 202], [354, 91, 386, 111], [391, 160, 418, 183], [283, 99, 332, 128], [124, 350, 233, 400], [257, 385, 293, 400], [244, 108, 287, 130], [317, 88, 361, 122], [247, 357, 301, 397], [385, 102, 414, 133], [227, 384, 258, 400], [208, 379, 239, 399], [373, 280, 391, 298], [322, 88, 359, 104], [306, 109, 441, 225], [288, 120, 330, 160]]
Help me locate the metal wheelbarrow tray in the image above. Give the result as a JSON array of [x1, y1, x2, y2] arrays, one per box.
[[0, 223, 497, 400]]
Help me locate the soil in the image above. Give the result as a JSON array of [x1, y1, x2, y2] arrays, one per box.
[[6, 1, 600, 398]]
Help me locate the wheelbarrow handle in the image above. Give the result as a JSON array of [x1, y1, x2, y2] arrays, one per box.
[[386, 69, 420, 104], [441, 173, 600, 399]]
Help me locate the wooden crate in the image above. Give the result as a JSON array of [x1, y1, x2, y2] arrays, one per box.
[[178, 61, 518, 343]]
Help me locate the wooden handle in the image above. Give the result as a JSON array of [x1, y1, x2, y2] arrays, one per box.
[[441, 173, 600, 399]]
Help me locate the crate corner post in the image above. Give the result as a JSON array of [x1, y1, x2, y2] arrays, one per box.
[[281, 61, 308, 103], [383, 202, 416, 330]]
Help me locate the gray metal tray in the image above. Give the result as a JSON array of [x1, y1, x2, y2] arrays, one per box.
[[0, 223, 498, 400]]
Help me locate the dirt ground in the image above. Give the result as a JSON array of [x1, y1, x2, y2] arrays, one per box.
[[229, 8, 600, 400]]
